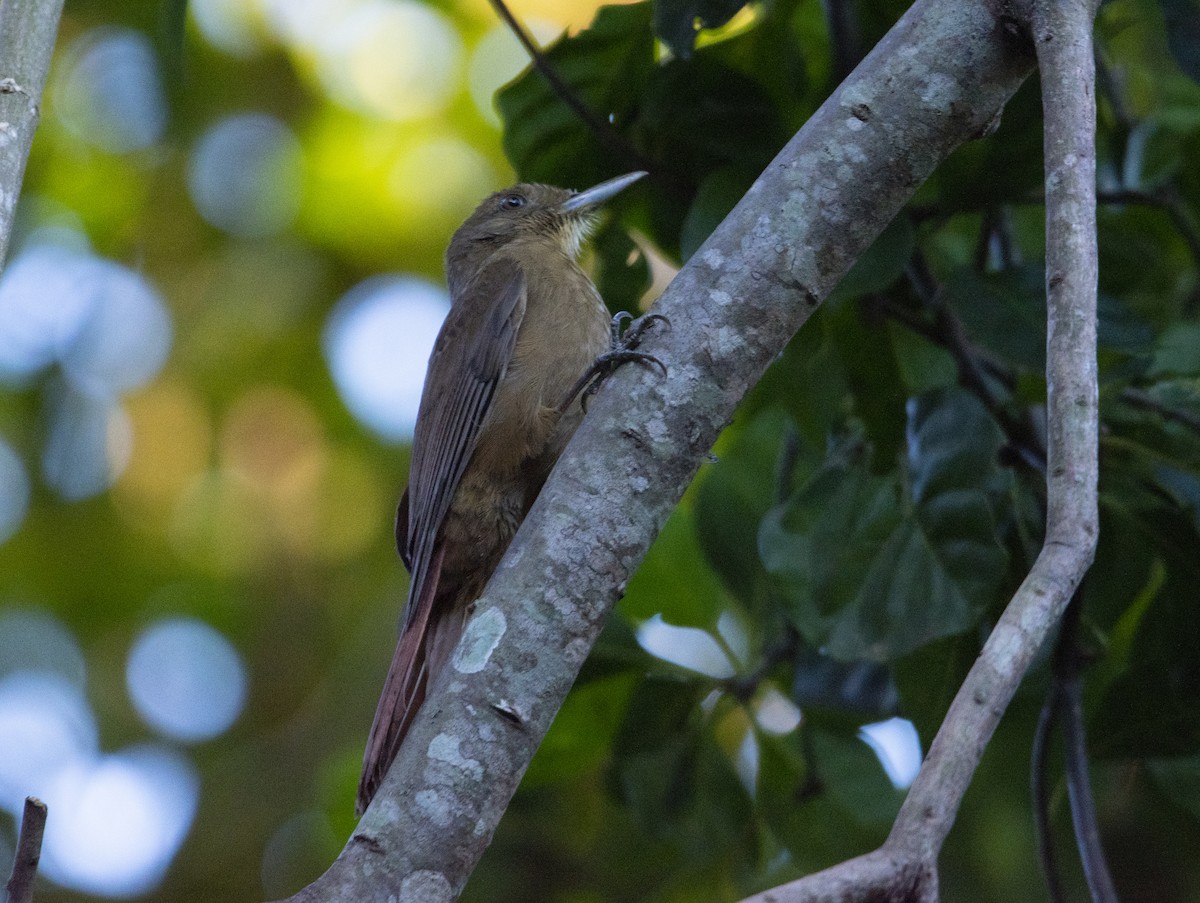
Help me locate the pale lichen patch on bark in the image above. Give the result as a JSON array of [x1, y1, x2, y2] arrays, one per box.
[[399, 870, 453, 903], [428, 733, 484, 781], [453, 607, 506, 674]]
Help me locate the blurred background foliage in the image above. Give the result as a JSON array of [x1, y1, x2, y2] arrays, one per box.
[[1, 0, 1200, 900]]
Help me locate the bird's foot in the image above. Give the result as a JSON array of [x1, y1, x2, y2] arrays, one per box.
[[559, 312, 670, 413]]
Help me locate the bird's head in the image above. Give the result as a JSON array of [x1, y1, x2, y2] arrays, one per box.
[[446, 172, 646, 278]]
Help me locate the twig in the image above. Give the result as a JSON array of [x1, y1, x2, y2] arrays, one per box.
[[1051, 592, 1119, 903], [5, 797, 48, 903], [487, 0, 660, 178], [1031, 690, 1069, 903], [896, 251, 1047, 472]]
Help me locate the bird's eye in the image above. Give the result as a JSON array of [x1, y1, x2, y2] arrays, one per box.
[[501, 194, 526, 209]]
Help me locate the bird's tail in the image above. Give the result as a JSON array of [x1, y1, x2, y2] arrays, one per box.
[[356, 548, 465, 815]]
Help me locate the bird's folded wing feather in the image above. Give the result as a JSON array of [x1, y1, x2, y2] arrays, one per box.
[[398, 256, 527, 626]]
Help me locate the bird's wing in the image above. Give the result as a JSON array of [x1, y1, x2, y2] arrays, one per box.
[[399, 256, 527, 625]]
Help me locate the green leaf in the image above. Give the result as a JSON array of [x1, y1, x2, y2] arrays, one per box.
[[759, 390, 1008, 661], [824, 301, 908, 468], [892, 632, 978, 747], [1149, 755, 1200, 822], [653, 0, 751, 58], [497, 3, 655, 185], [750, 310, 852, 448], [694, 408, 797, 606], [639, 54, 786, 182], [790, 646, 899, 716], [933, 79, 1044, 210], [944, 267, 1046, 371], [1091, 522, 1200, 758], [524, 673, 638, 787], [609, 676, 750, 856], [1151, 323, 1200, 376], [808, 727, 905, 827], [755, 729, 877, 870]]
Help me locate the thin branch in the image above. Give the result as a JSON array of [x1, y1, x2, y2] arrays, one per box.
[[896, 250, 1047, 472], [1061, 674, 1117, 903], [1052, 592, 1119, 903], [5, 797, 48, 903], [739, 0, 1101, 898], [1031, 689, 1069, 903], [277, 0, 1039, 899], [487, 0, 660, 178], [0, 0, 66, 266]]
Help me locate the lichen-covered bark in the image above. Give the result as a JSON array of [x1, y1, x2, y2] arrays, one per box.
[[0, 0, 66, 265], [279, 0, 1039, 899]]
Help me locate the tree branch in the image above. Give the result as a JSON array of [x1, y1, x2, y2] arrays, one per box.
[[277, 0, 1039, 899], [737, 0, 1100, 898], [4, 797, 47, 903], [0, 0, 66, 266]]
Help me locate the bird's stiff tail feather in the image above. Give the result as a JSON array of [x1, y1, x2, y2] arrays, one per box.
[[357, 546, 465, 815]]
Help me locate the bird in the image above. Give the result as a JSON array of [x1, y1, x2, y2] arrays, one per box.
[[357, 170, 659, 814]]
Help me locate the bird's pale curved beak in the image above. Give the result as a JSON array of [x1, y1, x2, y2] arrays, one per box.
[[559, 171, 647, 214]]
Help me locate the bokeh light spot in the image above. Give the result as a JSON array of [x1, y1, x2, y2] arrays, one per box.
[[0, 242, 172, 395], [170, 470, 267, 576], [0, 671, 97, 806], [317, 0, 461, 121], [467, 21, 560, 125], [190, 0, 266, 57], [126, 617, 247, 742], [115, 382, 214, 521], [0, 610, 86, 688], [54, 27, 167, 154], [0, 244, 98, 383], [220, 386, 325, 498], [41, 744, 199, 897], [61, 260, 173, 397], [0, 440, 31, 545], [41, 384, 133, 502], [187, 113, 304, 237], [387, 137, 495, 230], [323, 276, 448, 441]]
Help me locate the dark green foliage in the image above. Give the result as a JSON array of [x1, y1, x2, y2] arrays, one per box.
[[653, 0, 752, 57], [498, 0, 1200, 897], [759, 390, 1008, 661]]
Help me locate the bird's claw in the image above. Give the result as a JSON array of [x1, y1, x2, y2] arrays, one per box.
[[559, 312, 670, 413]]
